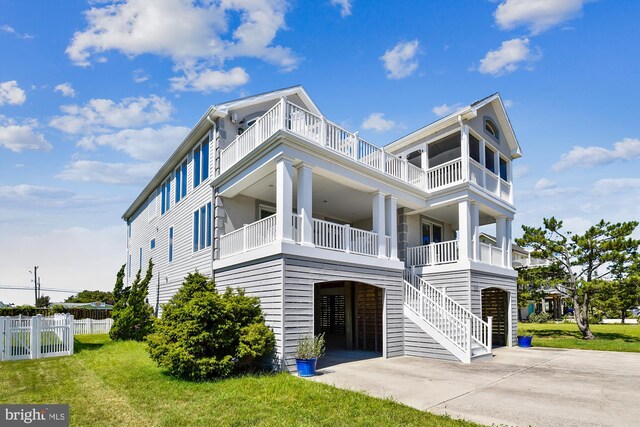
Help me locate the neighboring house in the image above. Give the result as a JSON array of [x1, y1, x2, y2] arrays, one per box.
[[123, 86, 522, 369], [52, 302, 113, 310], [0, 302, 7, 308]]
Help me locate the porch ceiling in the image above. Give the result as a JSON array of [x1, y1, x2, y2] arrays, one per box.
[[239, 170, 375, 223]]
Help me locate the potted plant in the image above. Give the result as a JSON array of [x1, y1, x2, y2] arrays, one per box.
[[295, 333, 325, 377]]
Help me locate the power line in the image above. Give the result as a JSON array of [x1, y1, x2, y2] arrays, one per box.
[[0, 284, 79, 294]]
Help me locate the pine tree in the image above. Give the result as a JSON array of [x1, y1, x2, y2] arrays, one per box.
[[110, 260, 155, 341]]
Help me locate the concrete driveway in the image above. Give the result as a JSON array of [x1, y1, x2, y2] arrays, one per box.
[[310, 347, 640, 426]]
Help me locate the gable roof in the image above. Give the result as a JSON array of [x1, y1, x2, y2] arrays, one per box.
[[385, 93, 522, 159], [122, 85, 318, 220]]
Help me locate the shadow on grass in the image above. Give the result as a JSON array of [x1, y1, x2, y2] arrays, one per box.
[[74, 338, 106, 354], [529, 328, 640, 342]]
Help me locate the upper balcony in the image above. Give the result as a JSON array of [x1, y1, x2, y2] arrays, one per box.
[[214, 98, 513, 205]]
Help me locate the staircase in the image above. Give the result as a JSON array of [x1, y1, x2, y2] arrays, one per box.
[[403, 269, 492, 363]]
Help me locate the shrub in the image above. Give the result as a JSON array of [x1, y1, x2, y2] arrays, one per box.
[[528, 312, 552, 323], [588, 312, 603, 325], [110, 261, 155, 341], [295, 333, 326, 360], [146, 272, 275, 380]]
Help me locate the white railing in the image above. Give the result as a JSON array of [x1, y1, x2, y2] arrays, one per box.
[[0, 314, 74, 361], [74, 318, 113, 335], [425, 158, 463, 190], [403, 270, 491, 360], [220, 102, 282, 172], [349, 227, 378, 257], [312, 218, 346, 251], [479, 243, 504, 267], [406, 241, 459, 267], [219, 214, 277, 259]]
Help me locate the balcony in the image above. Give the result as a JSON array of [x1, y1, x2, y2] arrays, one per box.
[[219, 214, 392, 260], [406, 241, 511, 269], [217, 99, 472, 195]]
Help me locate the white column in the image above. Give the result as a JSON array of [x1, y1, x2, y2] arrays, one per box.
[[460, 124, 469, 181], [420, 148, 428, 171], [372, 192, 386, 258], [505, 218, 513, 268], [470, 202, 480, 261], [385, 196, 398, 259], [494, 149, 500, 194], [496, 216, 506, 267], [458, 200, 472, 261], [296, 164, 313, 246], [276, 157, 293, 243]]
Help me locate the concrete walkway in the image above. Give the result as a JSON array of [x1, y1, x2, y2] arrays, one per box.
[[309, 347, 640, 426]]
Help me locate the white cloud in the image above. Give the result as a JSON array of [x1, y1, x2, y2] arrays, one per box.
[[56, 160, 159, 185], [54, 82, 76, 98], [553, 138, 640, 171], [49, 95, 173, 134], [534, 178, 556, 190], [170, 66, 249, 93], [478, 38, 541, 76], [0, 116, 51, 152], [0, 184, 121, 210], [132, 68, 149, 83], [77, 125, 190, 162], [432, 103, 462, 117], [0, 24, 33, 39], [380, 40, 420, 79], [513, 164, 531, 179], [330, 0, 353, 17], [0, 184, 73, 201], [0, 80, 27, 106], [495, 0, 585, 35], [65, 0, 298, 92], [503, 99, 514, 108], [361, 113, 396, 132], [593, 178, 640, 195]]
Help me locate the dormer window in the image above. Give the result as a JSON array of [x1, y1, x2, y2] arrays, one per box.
[[484, 118, 499, 142]]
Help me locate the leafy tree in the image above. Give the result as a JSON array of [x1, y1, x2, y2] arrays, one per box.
[[65, 290, 114, 305], [35, 295, 50, 308], [516, 218, 639, 340], [593, 256, 640, 322], [146, 272, 275, 380], [110, 260, 155, 341]]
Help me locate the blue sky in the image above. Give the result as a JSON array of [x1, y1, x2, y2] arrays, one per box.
[[1, 0, 639, 304]]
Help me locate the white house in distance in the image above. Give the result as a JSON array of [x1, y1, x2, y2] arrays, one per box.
[[122, 86, 522, 370]]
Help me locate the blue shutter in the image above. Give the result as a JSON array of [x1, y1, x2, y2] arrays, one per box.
[[150, 239, 155, 249], [194, 147, 201, 187], [206, 202, 212, 247], [193, 210, 199, 252], [181, 161, 187, 197], [175, 170, 181, 203], [169, 227, 173, 262], [200, 206, 206, 250], [161, 183, 166, 215], [202, 139, 209, 181]]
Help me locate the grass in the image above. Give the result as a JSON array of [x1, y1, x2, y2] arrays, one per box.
[[518, 322, 640, 352], [0, 335, 477, 427]]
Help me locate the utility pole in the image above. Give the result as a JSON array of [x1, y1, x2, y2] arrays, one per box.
[[32, 266, 38, 305], [38, 277, 41, 299]]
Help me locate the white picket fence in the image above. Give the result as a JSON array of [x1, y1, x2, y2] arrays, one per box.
[[0, 315, 114, 362]]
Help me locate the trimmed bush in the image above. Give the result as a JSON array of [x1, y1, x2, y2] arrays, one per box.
[[146, 272, 275, 380]]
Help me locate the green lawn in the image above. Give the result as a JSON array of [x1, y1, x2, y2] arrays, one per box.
[[518, 323, 640, 352], [0, 335, 477, 427]]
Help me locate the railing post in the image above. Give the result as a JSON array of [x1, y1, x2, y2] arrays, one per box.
[[344, 225, 351, 253], [466, 316, 472, 361], [487, 316, 493, 352], [88, 318, 93, 335], [0, 317, 5, 361], [321, 116, 327, 146], [419, 282, 425, 318], [68, 314, 75, 355], [460, 123, 470, 182], [430, 243, 436, 266], [403, 159, 409, 181], [242, 224, 248, 253], [280, 97, 287, 130], [30, 315, 40, 360], [352, 132, 359, 161], [380, 148, 386, 173]]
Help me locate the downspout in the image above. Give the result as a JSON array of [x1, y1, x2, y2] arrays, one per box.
[[206, 110, 217, 281]]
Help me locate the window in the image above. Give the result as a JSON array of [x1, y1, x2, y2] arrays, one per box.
[[421, 220, 443, 246], [193, 137, 210, 188], [259, 204, 276, 220], [168, 227, 174, 262], [175, 160, 188, 203], [150, 239, 156, 249], [469, 134, 480, 163], [161, 178, 171, 215], [485, 146, 496, 173], [499, 157, 508, 181], [193, 202, 212, 252], [484, 118, 500, 142]]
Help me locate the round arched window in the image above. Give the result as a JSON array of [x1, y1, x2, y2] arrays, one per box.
[[484, 119, 499, 140]]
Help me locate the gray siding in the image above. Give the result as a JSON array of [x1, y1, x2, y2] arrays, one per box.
[[471, 271, 518, 346], [282, 256, 404, 371], [403, 316, 457, 361], [214, 257, 284, 365], [420, 270, 471, 309]]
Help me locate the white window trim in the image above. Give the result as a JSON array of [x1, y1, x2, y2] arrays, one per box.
[[192, 202, 212, 254]]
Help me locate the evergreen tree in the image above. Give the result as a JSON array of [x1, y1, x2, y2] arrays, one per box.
[[110, 260, 155, 341]]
